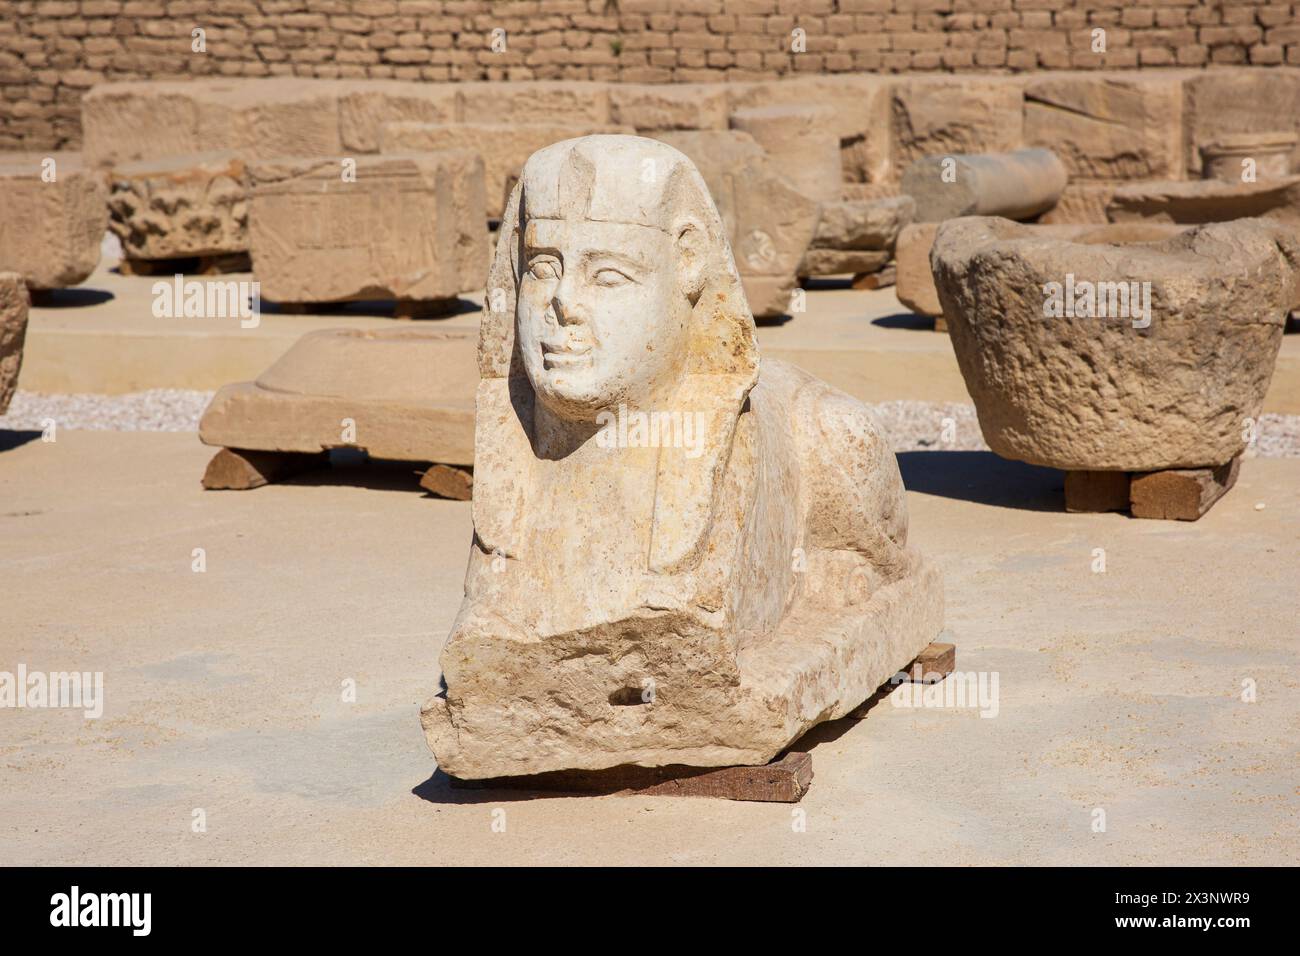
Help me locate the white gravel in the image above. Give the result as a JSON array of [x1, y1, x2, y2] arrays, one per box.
[[2, 389, 1298, 458]]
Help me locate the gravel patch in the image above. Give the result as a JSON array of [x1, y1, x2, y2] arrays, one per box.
[[2, 390, 1298, 458]]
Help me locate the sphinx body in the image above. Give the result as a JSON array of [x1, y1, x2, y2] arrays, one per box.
[[421, 135, 944, 779]]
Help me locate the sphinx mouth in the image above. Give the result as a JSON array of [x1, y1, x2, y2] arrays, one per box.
[[541, 343, 592, 368]]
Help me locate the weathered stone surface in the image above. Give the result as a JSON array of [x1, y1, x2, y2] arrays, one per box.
[[337, 82, 458, 153], [380, 121, 631, 219], [931, 217, 1294, 472], [248, 152, 487, 304], [108, 152, 248, 261], [422, 135, 943, 779], [0, 153, 106, 289], [891, 78, 1024, 174], [1199, 132, 1297, 183], [1038, 182, 1116, 225], [810, 196, 915, 252], [199, 327, 478, 465], [609, 83, 730, 132], [1024, 75, 1184, 181], [83, 79, 346, 168], [902, 148, 1068, 223], [0, 272, 29, 414], [730, 76, 893, 187], [455, 81, 610, 127], [895, 222, 942, 317], [730, 103, 842, 204], [1107, 176, 1300, 225], [1183, 69, 1300, 178], [799, 249, 891, 277], [654, 130, 820, 318]]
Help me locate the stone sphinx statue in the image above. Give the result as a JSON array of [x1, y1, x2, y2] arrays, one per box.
[[422, 135, 943, 779]]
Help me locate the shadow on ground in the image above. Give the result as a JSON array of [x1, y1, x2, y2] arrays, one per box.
[[0, 430, 41, 453], [898, 449, 1063, 512], [872, 311, 935, 331], [30, 288, 114, 308]]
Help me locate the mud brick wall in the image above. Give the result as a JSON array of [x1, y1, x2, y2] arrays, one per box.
[[3, 0, 1300, 150]]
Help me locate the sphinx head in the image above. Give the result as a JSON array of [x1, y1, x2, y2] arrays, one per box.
[[512, 136, 720, 421]]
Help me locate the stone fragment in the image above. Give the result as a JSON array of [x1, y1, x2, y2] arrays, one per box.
[[248, 153, 487, 305], [930, 217, 1294, 472], [895, 223, 942, 317], [654, 130, 820, 317], [1129, 458, 1241, 521], [201, 448, 327, 490], [1182, 69, 1300, 177], [1199, 132, 1297, 183], [1106, 176, 1300, 225], [1037, 183, 1116, 225], [891, 78, 1025, 173], [0, 153, 106, 289], [380, 121, 632, 219], [798, 249, 891, 277], [107, 152, 248, 261], [422, 135, 944, 780], [730, 103, 842, 203], [420, 463, 473, 501], [609, 84, 730, 132], [455, 81, 610, 127], [810, 195, 915, 252], [1024, 75, 1183, 181], [853, 265, 895, 290], [901, 148, 1068, 223], [337, 82, 458, 153], [199, 328, 478, 466], [0, 272, 30, 414], [1064, 470, 1131, 513]]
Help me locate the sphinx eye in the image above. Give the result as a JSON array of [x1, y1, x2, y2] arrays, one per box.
[[528, 258, 560, 281], [592, 267, 632, 288]]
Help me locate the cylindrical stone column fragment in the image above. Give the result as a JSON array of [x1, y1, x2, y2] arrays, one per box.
[[730, 104, 842, 204], [902, 148, 1068, 223]]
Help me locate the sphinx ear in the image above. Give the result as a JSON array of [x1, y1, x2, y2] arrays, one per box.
[[675, 218, 708, 303]]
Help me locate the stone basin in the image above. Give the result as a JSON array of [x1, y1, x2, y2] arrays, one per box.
[[930, 217, 1296, 472]]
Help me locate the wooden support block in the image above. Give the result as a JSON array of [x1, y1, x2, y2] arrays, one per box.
[[848, 640, 956, 719], [451, 751, 813, 803], [1129, 457, 1240, 521], [1064, 469, 1131, 513], [420, 463, 473, 500], [852, 264, 896, 290], [933, 315, 948, 333], [202, 447, 327, 490], [394, 297, 458, 320]]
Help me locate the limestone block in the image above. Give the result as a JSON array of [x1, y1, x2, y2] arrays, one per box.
[[338, 82, 458, 153], [654, 130, 820, 317], [895, 222, 942, 317], [730, 104, 842, 204], [423, 135, 943, 779], [799, 249, 891, 277], [1199, 132, 1297, 183], [810, 196, 915, 252], [1106, 176, 1300, 225], [108, 152, 248, 261], [1024, 75, 1184, 181], [380, 121, 632, 219], [199, 328, 478, 466], [930, 217, 1293, 472], [1183, 68, 1300, 178], [901, 148, 1068, 223], [891, 77, 1025, 175], [609, 83, 730, 132], [248, 152, 487, 304], [455, 81, 610, 127], [0, 153, 106, 289], [730, 76, 893, 187], [1037, 182, 1116, 225], [0, 272, 29, 414]]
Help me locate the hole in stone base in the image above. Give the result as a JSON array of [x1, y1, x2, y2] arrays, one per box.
[[609, 687, 648, 706]]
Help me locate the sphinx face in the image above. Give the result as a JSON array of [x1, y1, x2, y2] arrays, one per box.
[[516, 217, 692, 421]]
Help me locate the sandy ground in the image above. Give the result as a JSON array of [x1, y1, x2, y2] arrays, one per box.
[[1, 430, 1296, 866]]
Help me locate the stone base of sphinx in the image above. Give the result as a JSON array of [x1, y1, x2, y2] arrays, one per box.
[[447, 642, 956, 803], [424, 559, 945, 784], [1064, 457, 1241, 521]]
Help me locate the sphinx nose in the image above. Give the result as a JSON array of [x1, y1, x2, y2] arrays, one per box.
[[550, 276, 585, 326]]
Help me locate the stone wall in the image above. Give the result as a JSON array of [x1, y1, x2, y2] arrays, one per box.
[[3, 0, 1299, 150]]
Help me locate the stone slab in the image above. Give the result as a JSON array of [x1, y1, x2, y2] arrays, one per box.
[[0, 152, 106, 289]]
